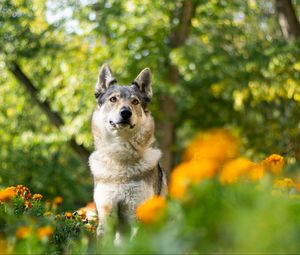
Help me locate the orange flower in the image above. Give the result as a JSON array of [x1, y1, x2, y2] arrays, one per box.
[[86, 224, 95, 232], [65, 212, 72, 219], [220, 157, 260, 184], [0, 187, 16, 202], [53, 196, 63, 206], [37, 226, 54, 240], [263, 154, 284, 175], [77, 202, 97, 221], [15, 185, 31, 200], [79, 209, 87, 220], [169, 162, 191, 199], [274, 178, 295, 189], [184, 129, 239, 164], [136, 196, 166, 224], [248, 163, 265, 181], [188, 159, 218, 182], [169, 159, 218, 199], [32, 194, 43, 200], [16, 226, 32, 239], [24, 201, 32, 208]]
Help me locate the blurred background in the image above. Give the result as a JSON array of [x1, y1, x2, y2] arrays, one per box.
[[0, 0, 299, 209]]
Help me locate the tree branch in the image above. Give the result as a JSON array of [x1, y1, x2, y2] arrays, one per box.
[[7, 62, 91, 164]]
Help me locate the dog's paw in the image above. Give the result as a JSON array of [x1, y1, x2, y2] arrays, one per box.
[[96, 225, 105, 238], [114, 231, 122, 246]]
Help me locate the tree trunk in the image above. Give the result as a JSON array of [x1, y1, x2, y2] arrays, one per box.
[[158, 0, 195, 173], [8, 62, 91, 164], [274, 0, 300, 158], [275, 0, 300, 39]]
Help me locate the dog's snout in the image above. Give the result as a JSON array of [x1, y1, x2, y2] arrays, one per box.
[[120, 107, 132, 120]]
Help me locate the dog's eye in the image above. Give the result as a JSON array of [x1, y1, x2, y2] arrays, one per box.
[[132, 99, 139, 105], [109, 96, 117, 102]]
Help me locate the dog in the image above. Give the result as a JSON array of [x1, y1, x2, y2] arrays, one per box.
[[89, 64, 167, 242]]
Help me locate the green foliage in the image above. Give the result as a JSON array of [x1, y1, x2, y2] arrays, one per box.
[[0, 0, 299, 215], [0, 187, 96, 254], [2, 175, 300, 253]]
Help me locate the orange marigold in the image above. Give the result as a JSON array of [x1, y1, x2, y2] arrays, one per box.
[[15, 185, 31, 200], [32, 194, 43, 200], [248, 163, 265, 181], [184, 129, 239, 164], [16, 226, 31, 239], [79, 209, 87, 220], [263, 154, 284, 175], [37, 226, 54, 240], [169, 162, 190, 200], [136, 196, 166, 224], [65, 212, 72, 219], [188, 159, 219, 182], [24, 201, 32, 208], [274, 178, 295, 189], [86, 224, 95, 232], [0, 187, 16, 202], [77, 202, 97, 221], [220, 157, 260, 184], [169, 159, 218, 199], [53, 196, 63, 206]]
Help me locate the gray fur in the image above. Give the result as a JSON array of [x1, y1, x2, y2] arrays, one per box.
[[89, 64, 167, 243]]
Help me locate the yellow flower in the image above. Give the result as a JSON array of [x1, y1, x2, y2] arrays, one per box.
[[53, 196, 63, 206], [15, 185, 31, 200], [16, 226, 32, 239], [0, 187, 16, 202], [263, 154, 284, 175], [65, 212, 72, 219], [184, 129, 239, 164], [136, 196, 166, 224], [220, 157, 261, 184], [32, 194, 43, 200], [37, 226, 54, 240]]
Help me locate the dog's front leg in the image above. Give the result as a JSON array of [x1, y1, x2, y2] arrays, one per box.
[[95, 201, 113, 237], [94, 182, 116, 238]]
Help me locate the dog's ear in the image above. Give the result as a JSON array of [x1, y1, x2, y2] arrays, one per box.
[[132, 68, 152, 101], [95, 64, 117, 98]]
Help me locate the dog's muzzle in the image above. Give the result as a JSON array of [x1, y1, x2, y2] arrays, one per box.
[[120, 107, 132, 120], [109, 107, 135, 129]]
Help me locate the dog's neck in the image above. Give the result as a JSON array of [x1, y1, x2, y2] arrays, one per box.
[[89, 146, 162, 183], [94, 132, 154, 162], [93, 117, 155, 161]]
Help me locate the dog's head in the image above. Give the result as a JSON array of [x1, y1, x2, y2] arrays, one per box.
[[93, 64, 153, 137]]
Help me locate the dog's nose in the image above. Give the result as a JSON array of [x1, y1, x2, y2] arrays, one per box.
[[120, 107, 132, 120]]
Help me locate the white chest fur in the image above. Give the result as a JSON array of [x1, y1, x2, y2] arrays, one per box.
[[89, 147, 161, 182]]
